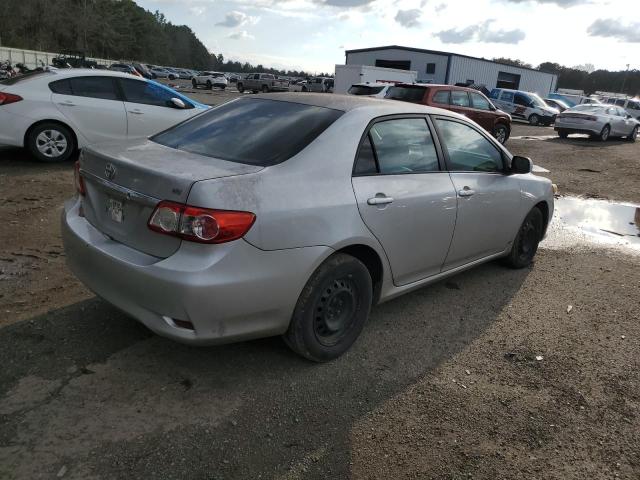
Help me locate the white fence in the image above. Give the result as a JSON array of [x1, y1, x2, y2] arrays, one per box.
[[0, 46, 116, 68]]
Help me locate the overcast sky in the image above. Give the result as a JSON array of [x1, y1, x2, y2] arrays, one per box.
[[137, 0, 638, 73]]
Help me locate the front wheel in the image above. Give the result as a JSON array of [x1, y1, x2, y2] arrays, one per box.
[[237, 83, 244, 93], [627, 125, 638, 142], [27, 122, 75, 163], [504, 208, 543, 269], [598, 125, 610, 142], [191, 79, 197, 89], [558, 129, 569, 139], [262, 85, 269, 93], [284, 253, 372, 362], [493, 124, 509, 144], [206, 80, 212, 90], [528, 114, 540, 126]]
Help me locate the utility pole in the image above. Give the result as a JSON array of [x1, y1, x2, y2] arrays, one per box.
[[621, 63, 630, 94]]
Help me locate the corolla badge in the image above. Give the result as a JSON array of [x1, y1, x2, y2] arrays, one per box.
[[105, 163, 117, 180]]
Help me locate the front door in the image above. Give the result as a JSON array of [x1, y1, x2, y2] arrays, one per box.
[[118, 78, 196, 139], [468, 91, 496, 131], [351, 117, 457, 285], [433, 117, 522, 270]]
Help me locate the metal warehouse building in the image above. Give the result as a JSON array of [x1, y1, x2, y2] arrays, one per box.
[[345, 45, 557, 96]]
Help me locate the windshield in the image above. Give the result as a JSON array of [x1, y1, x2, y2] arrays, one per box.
[[385, 86, 427, 103], [152, 98, 343, 166], [348, 85, 385, 95], [529, 93, 547, 108]]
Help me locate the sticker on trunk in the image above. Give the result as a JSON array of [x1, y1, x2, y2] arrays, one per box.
[[107, 198, 124, 223]]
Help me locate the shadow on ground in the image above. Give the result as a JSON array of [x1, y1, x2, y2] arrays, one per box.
[[0, 261, 531, 480]]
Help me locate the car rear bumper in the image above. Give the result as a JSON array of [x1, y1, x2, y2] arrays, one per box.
[[61, 197, 330, 346], [554, 121, 600, 135], [0, 108, 31, 147]]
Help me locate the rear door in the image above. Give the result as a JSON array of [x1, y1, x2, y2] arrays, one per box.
[[447, 90, 475, 120], [50, 76, 127, 144], [351, 117, 457, 285], [118, 78, 196, 139], [433, 117, 522, 270]]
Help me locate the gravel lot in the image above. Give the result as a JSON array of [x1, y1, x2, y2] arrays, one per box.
[[1, 89, 639, 479]]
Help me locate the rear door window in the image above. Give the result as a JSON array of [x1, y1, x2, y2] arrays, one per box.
[[368, 118, 439, 174], [450, 91, 470, 107], [353, 134, 378, 175], [69, 77, 119, 100], [435, 119, 504, 172], [49, 79, 73, 95], [152, 98, 343, 166]]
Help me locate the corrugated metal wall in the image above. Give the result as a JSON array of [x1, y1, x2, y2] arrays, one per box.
[[346, 49, 449, 83], [0, 47, 115, 69], [448, 56, 557, 96]]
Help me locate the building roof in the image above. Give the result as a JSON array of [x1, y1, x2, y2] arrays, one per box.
[[345, 45, 553, 76]]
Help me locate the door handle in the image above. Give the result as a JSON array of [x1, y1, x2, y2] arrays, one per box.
[[458, 187, 475, 197], [59, 101, 75, 107], [128, 110, 144, 115], [367, 196, 394, 205]]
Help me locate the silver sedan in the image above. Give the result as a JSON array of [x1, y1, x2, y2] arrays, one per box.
[[62, 94, 554, 361], [555, 104, 639, 141]]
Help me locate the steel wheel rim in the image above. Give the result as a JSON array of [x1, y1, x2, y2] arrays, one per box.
[[602, 127, 609, 140], [530, 115, 539, 125], [36, 129, 67, 158], [314, 277, 357, 347], [518, 219, 537, 262]]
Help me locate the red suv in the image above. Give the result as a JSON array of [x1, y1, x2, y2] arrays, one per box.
[[386, 84, 512, 144]]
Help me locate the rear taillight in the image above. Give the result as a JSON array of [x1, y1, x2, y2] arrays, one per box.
[[74, 161, 86, 196], [0, 92, 23, 105], [148, 201, 255, 244]]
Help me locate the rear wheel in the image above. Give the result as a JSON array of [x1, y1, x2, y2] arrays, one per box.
[[493, 124, 509, 144], [191, 79, 197, 89], [558, 129, 569, 139], [627, 125, 638, 142], [262, 85, 269, 93], [284, 253, 372, 362], [598, 125, 610, 142], [237, 83, 244, 93], [26, 122, 75, 163], [206, 80, 212, 90], [504, 208, 543, 269], [528, 114, 540, 126]]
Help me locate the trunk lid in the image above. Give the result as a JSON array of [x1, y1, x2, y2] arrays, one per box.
[[80, 140, 263, 258]]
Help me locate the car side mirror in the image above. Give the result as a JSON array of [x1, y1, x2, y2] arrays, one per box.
[[511, 156, 532, 174], [170, 97, 186, 109]]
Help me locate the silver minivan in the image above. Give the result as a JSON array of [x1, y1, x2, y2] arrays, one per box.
[[604, 97, 640, 120], [490, 88, 559, 126]]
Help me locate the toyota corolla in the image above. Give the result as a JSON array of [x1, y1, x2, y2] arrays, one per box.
[[62, 94, 554, 361]]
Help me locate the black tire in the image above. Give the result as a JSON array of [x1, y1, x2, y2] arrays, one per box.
[[168, 74, 176, 80], [302, 86, 308, 92], [252, 90, 259, 94], [627, 125, 638, 142], [558, 129, 569, 139], [191, 79, 197, 89], [221, 85, 226, 90], [262, 85, 269, 93], [528, 114, 540, 126], [237, 83, 244, 93], [493, 124, 509, 144], [284, 253, 373, 362], [504, 208, 543, 269], [598, 124, 610, 142], [26, 122, 76, 163], [206, 80, 212, 90]]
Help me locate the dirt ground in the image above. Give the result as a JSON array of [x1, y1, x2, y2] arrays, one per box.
[[0, 93, 639, 479]]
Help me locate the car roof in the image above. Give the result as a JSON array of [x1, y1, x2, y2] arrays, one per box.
[[352, 82, 391, 87], [252, 92, 453, 116]]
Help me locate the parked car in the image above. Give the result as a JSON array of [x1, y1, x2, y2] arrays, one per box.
[[149, 67, 170, 79], [604, 97, 640, 120], [308, 77, 334, 93], [109, 63, 141, 77], [165, 68, 181, 80], [0, 69, 208, 162], [61, 93, 553, 361], [289, 80, 310, 92], [192, 71, 228, 90], [386, 83, 513, 144], [236, 73, 289, 93], [490, 88, 559, 126], [544, 98, 570, 113], [554, 104, 639, 141], [347, 83, 392, 98]]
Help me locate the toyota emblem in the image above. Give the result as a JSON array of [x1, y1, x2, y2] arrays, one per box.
[[105, 163, 117, 181]]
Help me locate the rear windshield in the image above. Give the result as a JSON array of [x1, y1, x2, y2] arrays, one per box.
[[385, 86, 426, 103], [0, 70, 53, 85], [152, 98, 343, 166], [349, 85, 384, 95]]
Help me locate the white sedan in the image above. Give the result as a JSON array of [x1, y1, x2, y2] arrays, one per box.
[[555, 104, 639, 142], [0, 69, 208, 162]]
